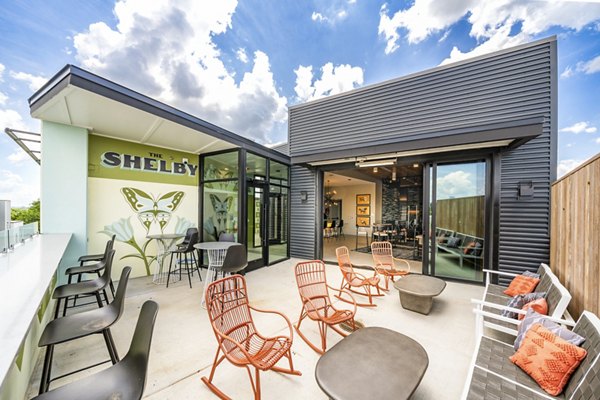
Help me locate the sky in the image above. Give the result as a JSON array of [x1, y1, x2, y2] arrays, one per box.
[[1, 0, 600, 207]]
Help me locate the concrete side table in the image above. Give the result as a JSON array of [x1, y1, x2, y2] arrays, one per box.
[[393, 274, 446, 315]]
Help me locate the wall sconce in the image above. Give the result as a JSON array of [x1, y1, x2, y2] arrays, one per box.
[[518, 181, 534, 199], [300, 191, 308, 202]]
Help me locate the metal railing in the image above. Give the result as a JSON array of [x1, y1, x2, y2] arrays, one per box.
[[0, 222, 39, 253]]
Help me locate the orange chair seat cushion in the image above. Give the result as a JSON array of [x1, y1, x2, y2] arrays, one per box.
[[518, 298, 548, 321], [504, 275, 540, 297], [509, 323, 587, 396]]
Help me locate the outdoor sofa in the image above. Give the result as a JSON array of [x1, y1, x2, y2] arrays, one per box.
[[435, 228, 484, 269]]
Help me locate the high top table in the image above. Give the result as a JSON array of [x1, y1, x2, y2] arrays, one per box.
[[194, 241, 237, 307], [315, 327, 429, 400], [146, 233, 184, 284]]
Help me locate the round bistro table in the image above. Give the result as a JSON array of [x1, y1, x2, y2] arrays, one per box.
[[315, 326, 429, 400], [146, 233, 185, 285], [393, 274, 446, 315], [194, 241, 238, 308]]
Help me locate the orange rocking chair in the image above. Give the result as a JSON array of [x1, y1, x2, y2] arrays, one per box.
[[202, 275, 301, 400], [294, 260, 357, 354], [335, 246, 383, 307], [371, 241, 411, 290]]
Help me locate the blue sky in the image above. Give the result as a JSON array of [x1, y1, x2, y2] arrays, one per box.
[[1, 0, 600, 206]]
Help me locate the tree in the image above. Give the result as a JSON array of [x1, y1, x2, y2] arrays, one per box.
[[11, 199, 40, 225]]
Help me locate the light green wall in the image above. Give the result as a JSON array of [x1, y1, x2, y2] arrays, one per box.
[[41, 121, 88, 282]]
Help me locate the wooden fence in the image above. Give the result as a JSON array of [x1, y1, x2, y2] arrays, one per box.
[[550, 153, 600, 319], [436, 195, 485, 238]]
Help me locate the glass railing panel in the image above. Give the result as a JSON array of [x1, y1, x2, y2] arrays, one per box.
[[0, 222, 39, 253]]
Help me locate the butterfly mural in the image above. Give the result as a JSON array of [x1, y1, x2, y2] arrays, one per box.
[[121, 187, 185, 231]]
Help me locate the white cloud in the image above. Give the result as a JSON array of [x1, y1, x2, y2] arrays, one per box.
[[0, 109, 29, 130], [561, 66, 574, 79], [596, 137, 600, 144], [0, 63, 5, 82], [294, 63, 364, 103], [576, 54, 600, 74], [9, 71, 47, 92], [0, 92, 7, 105], [378, 0, 600, 64], [236, 48, 248, 63], [7, 150, 30, 164], [0, 170, 39, 208], [72, 0, 288, 143], [436, 170, 483, 199], [557, 159, 584, 178], [560, 121, 597, 134], [311, 1, 356, 25]]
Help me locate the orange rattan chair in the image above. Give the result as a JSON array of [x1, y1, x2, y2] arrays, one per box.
[[294, 260, 357, 354], [371, 241, 411, 290], [202, 275, 301, 400], [335, 246, 383, 307]]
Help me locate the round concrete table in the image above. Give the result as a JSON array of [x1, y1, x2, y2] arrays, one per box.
[[315, 327, 428, 400], [393, 274, 446, 315]]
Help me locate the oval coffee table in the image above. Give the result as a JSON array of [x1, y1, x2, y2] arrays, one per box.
[[315, 327, 428, 400], [393, 274, 446, 315]]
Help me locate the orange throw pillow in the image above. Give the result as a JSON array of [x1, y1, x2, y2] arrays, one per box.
[[510, 323, 587, 396], [504, 275, 539, 297], [518, 298, 548, 320]]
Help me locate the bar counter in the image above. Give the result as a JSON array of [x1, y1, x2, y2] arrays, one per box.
[[0, 233, 72, 385]]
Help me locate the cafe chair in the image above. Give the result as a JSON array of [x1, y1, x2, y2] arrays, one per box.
[[38, 267, 131, 394], [294, 260, 357, 354], [65, 235, 116, 299], [167, 230, 201, 288], [215, 243, 247, 279], [371, 241, 410, 291], [32, 300, 159, 400], [335, 246, 383, 307], [52, 250, 116, 318], [202, 275, 301, 400]]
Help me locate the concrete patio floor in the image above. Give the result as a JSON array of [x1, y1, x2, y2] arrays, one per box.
[[26, 258, 483, 399]]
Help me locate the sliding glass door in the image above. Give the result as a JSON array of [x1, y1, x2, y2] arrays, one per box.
[[427, 161, 487, 282]]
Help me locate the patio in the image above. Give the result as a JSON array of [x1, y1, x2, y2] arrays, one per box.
[[24, 258, 483, 399]]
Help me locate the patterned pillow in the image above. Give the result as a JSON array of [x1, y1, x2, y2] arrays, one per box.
[[523, 270, 541, 279], [446, 237, 461, 248], [504, 275, 539, 297], [501, 292, 546, 319], [514, 308, 585, 351], [510, 323, 587, 396], [518, 298, 548, 320]]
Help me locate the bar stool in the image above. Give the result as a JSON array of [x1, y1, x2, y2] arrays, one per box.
[[32, 300, 159, 400], [52, 250, 115, 318], [167, 231, 201, 288], [66, 236, 116, 297], [38, 267, 131, 394]]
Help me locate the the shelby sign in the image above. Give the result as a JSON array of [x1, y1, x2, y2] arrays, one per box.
[[88, 135, 198, 185], [101, 151, 198, 177]]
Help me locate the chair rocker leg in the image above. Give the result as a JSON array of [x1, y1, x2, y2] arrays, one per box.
[[201, 348, 234, 400], [294, 311, 326, 354], [330, 323, 351, 338], [270, 349, 302, 376]]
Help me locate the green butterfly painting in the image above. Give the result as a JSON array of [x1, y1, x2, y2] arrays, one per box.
[[121, 187, 185, 231]]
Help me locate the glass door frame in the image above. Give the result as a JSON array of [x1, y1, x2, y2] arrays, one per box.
[[246, 179, 269, 271], [422, 156, 494, 284]]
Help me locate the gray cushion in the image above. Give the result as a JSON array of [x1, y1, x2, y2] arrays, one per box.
[[501, 292, 546, 319], [523, 270, 541, 279], [514, 308, 586, 351]]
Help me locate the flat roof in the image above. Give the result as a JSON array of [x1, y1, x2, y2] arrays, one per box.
[[28, 65, 290, 164]]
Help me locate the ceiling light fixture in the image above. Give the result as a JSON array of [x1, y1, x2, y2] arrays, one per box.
[[356, 159, 396, 168], [373, 167, 378, 173]]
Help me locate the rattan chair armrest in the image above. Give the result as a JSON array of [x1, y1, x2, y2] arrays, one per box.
[[392, 257, 411, 273], [327, 285, 357, 315], [248, 305, 294, 338], [352, 263, 378, 276], [301, 295, 329, 319]]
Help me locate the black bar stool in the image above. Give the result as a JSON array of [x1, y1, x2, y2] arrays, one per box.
[[32, 300, 159, 400], [167, 230, 201, 288], [52, 250, 115, 318], [39, 267, 131, 394], [66, 235, 116, 297]]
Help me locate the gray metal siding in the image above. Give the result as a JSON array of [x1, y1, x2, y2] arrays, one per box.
[[290, 166, 317, 259], [288, 38, 556, 280]]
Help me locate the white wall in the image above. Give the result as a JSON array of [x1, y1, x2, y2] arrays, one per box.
[[40, 121, 88, 281], [330, 182, 377, 235]]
